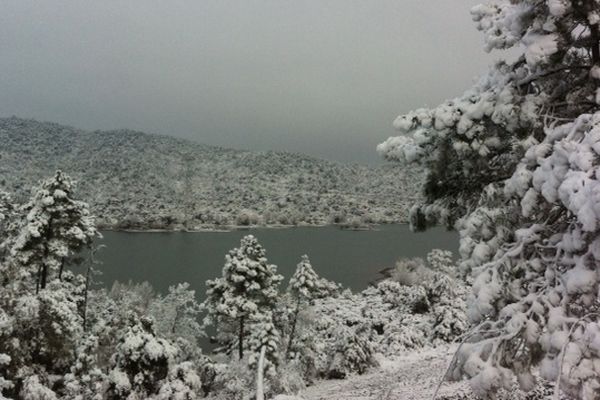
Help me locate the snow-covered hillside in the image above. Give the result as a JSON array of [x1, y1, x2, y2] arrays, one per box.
[[0, 117, 420, 230]]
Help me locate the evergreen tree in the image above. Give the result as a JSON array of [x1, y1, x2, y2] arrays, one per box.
[[9, 171, 99, 292], [0, 190, 18, 281], [247, 311, 280, 375], [286, 255, 320, 358], [379, 0, 600, 397], [203, 235, 283, 360]]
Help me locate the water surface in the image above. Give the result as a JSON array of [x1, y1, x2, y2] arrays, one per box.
[[95, 225, 458, 296]]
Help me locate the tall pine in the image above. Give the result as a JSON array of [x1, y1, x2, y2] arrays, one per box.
[[203, 235, 282, 360], [9, 171, 99, 292]]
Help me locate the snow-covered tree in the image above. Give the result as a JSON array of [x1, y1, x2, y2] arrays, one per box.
[[247, 311, 281, 375], [286, 255, 321, 358], [9, 171, 99, 292], [379, 0, 600, 397], [0, 276, 85, 398], [203, 235, 283, 360], [0, 190, 18, 282]]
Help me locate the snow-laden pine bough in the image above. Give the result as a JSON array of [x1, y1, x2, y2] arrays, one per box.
[[379, 0, 600, 398]]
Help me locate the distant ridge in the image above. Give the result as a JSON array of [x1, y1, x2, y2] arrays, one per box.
[[0, 117, 422, 230]]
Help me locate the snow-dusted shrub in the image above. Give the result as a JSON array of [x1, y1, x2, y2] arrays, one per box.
[[62, 335, 108, 400], [207, 360, 255, 400], [19, 374, 57, 400], [106, 317, 201, 399], [327, 324, 376, 378], [109, 280, 155, 316], [378, 315, 428, 353], [390, 257, 431, 286], [372, 280, 430, 314], [149, 282, 204, 344], [0, 279, 85, 398], [268, 360, 306, 396], [236, 210, 261, 226], [427, 249, 455, 275]]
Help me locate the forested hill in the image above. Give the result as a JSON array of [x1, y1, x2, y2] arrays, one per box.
[[0, 117, 421, 230]]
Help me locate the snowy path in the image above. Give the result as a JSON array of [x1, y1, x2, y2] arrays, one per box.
[[300, 346, 472, 400]]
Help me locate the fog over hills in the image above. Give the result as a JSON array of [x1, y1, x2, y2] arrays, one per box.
[[0, 117, 421, 230]]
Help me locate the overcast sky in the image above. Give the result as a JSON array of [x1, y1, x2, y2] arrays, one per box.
[[0, 1, 503, 164]]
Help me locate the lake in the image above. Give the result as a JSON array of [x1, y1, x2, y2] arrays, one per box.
[[93, 225, 458, 297]]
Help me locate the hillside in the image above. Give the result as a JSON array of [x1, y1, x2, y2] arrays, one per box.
[[0, 117, 421, 230]]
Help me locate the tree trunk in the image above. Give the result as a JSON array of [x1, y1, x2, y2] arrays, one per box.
[[238, 316, 245, 360], [58, 259, 65, 281], [256, 345, 267, 400], [82, 256, 92, 331], [35, 263, 43, 294], [286, 297, 301, 359], [40, 262, 48, 290], [591, 23, 600, 66]]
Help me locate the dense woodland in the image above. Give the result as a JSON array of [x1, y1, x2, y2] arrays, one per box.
[[4, 0, 600, 398], [0, 117, 420, 231], [0, 174, 467, 399]]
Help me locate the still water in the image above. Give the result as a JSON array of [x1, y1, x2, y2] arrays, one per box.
[[94, 225, 458, 296]]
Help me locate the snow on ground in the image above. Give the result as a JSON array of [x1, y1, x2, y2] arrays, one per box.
[[298, 346, 471, 400]]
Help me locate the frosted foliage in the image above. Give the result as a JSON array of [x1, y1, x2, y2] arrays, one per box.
[[288, 255, 320, 301], [149, 282, 204, 344], [107, 318, 201, 399], [8, 171, 99, 290], [1, 117, 421, 231], [204, 235, 282, 322], [287, 255, 339, 301], [247, 312, 280, 375], [203, 235, 282, 358], [20, 375, 57, 400], [380, 0, 600, 397]]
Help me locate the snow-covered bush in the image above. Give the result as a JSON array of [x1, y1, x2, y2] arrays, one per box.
[[327, 324, 375, 378], [427, 249, 455, 275], [106, 316, 201, 399], [379, 0, 600, 397], [0, 280, 84, 398], [149, 282, 204, 345], [390, 257, 431, 287]]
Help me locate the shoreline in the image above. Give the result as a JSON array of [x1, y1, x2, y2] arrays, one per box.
[[98, 222, 394, 233]]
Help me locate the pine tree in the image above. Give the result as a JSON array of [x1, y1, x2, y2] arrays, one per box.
[[0, 190, 18, 281], [247, 311, 280, 375], [203, 235, 283, 360], [286, 255, 320, 358], [379, 1, 600, 397], [9, 171, 99, 292]]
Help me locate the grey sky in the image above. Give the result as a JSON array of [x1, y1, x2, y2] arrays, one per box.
[[0, 1, 501, 164]]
